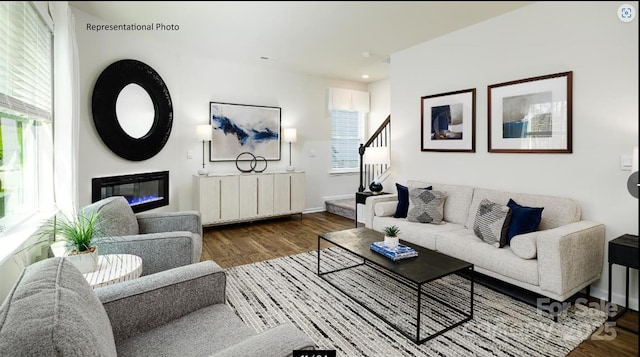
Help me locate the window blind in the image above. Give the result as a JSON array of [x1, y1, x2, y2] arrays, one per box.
[[0, 1, 52, 121], [331, 110, 361, 170]]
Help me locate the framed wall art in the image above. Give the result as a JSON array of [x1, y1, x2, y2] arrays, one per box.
[[209, 101, 281, 161], [421, 88, 476, 152], [488, 71, 572, 153]]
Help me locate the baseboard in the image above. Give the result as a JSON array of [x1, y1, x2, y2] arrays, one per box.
[[323, 194, 353, 202], [303, 207, 325, 214], [593, 285, 639, 311]]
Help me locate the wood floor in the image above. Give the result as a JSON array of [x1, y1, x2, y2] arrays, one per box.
[[201, 212, 639, 357]]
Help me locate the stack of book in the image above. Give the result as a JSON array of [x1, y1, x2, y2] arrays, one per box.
[[370, 241, 418, 261]]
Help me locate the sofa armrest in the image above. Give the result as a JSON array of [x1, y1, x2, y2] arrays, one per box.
[[537, 221, 605, 300], [95, 260, 225, 343], [211, 324, 315, 357], [96, 231, 202, 276], [364, 194, 398, 228], [136, 211, 202, 236]]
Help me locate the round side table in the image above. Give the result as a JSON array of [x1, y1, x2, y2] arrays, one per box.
[[83, 254, 143, 288]]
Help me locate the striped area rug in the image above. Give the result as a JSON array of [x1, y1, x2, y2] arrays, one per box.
[[225, 248, 606, 356]]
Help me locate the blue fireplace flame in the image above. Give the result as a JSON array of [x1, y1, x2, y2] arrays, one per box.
[[127, 195, 164, 206]]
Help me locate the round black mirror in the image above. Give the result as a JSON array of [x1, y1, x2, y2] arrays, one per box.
[[91, 59, 173, 161]]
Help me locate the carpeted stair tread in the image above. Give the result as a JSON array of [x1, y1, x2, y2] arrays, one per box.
[[325, 198, 355, 220]]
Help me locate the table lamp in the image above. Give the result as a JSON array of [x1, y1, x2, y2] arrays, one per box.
[[196, 124, 212, 175], [284, 128, 297, 172], [364, 146, 390, 193]]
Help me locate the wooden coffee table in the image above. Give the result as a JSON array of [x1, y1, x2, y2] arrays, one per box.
[[318, 227, 474, 344]]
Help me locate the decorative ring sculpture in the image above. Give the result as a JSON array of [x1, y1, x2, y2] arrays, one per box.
[[235, 152, 269, 173], [253, 156, 268, 173], [235, 152, 257, 173]]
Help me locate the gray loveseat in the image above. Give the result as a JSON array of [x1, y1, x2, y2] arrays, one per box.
[[365, 181, 605, 302], [0, 257, 315, 356]]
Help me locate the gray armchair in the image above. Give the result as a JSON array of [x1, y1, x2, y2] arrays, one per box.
[[81, 196, 202, 275], [0, 257, 315, 356]]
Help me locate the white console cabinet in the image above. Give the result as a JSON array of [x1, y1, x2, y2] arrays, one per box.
[[194, 172, 305, 226]]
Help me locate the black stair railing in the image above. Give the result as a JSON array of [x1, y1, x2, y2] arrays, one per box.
[[358, 115, 391, 192]]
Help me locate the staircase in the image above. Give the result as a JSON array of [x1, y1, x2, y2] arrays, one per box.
[[325, 197, 356, 220], [359, 115, 391, 192], [325, 115, 391, 222]]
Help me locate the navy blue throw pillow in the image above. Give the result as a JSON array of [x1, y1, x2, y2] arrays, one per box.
[[506, 198, 544, 241], [394, 183, 432, 218]]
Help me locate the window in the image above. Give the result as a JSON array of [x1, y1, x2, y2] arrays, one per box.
[[330, 109, 365, 172], [328, 88, 369, 173], [0, 2, 54, 234]]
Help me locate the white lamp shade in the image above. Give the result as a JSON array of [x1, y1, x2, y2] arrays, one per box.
[[364, 146, 389, 165], [283, 128, 297, 143], [196, 124, 212, 141], [633, 146, 638, 173]]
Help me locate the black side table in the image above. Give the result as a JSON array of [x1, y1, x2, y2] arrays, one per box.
[[354, 191, 389, 227], [607, 234, 638, 333]]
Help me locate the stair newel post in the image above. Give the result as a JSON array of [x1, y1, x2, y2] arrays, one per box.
[[358, 144, 366, 192]]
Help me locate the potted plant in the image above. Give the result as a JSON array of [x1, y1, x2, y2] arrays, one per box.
[[383, 225, 400, 249], [38, 210, 106, 273]]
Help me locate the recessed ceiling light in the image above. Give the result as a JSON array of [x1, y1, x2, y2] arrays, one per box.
[[361, 74, 370, 79], [361, 51, 370, 58]]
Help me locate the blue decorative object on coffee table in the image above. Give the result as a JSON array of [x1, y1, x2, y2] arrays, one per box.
[[370, 241, 418, 261]]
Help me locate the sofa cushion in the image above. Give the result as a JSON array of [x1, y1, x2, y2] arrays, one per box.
[[116, 304, 255, 356], [507, 198, 544, 241], [375, 201, 398, 217], [394, 183, 431, 218], [473, 199, 512, 248], [82, 196, 139, 236], [372, 216, 465, 250], [465, 188, 581, 231], [407, 188, 446, 224], [0, 257, 117, 356], [407, 181, 474, 226], [510, 232, 538, 259], [436, 230, 539, 286], [394, 183, 410, 218]]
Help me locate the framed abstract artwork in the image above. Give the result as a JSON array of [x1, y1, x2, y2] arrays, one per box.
[[209, 102, 281, 161], [421, 88, 476, 152], [488, 71, 572, 153]]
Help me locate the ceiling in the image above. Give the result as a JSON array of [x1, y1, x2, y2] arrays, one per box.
[[70, 1, 534, 83]]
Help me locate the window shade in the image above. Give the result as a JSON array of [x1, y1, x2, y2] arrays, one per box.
[[328, 88, 370, 113], [0, 1, 52, 121]]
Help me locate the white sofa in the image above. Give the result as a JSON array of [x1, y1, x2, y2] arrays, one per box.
[[364, 181, 605, 302]]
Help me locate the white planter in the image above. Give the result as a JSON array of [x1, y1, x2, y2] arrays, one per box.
[[66, 247, 99, 274], [384, 236, 399, 249]]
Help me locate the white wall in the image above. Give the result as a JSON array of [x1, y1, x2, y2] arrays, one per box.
[[390, 2, 638, 307], [72, 7, 368, 214], [368, 78, 391, 136]]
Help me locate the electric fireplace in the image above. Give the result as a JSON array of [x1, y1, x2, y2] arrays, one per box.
[[91, 171, 169, 213]]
